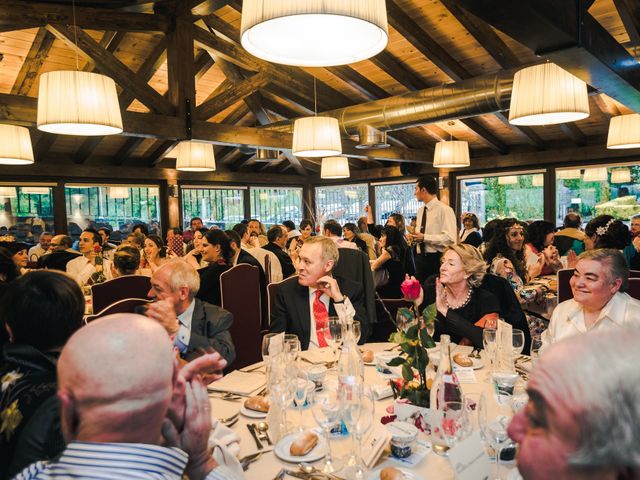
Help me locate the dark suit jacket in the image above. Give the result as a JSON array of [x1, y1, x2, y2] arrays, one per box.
[[196, 263, 230, 306], [37, 250, 81, 271], [263, 242, 296, 278], [185, 298, 236, 364], [270, 276, 368, 350]]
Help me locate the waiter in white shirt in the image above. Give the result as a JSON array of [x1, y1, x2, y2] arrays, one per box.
[[409, 175, 457, 284]]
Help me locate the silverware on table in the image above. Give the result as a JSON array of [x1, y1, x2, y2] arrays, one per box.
[[272, 468, 285, 480], [218, 412, 239, 424], [225, 417, 239, 428], [247, 423, 263, 450], [240, 449, 269, 470]]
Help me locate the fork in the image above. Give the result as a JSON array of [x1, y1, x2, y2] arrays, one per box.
[[218, 412, 240, 424]]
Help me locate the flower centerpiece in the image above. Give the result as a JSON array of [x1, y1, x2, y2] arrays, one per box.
[[90, 244, 107, 284]]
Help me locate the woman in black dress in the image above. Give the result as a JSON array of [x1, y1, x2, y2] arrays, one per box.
[[371, 226, 407, 298], [196, 230, 233, 306]]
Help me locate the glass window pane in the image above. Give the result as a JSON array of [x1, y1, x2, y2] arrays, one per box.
[[556, 166, 640, 225], [315, 184, 369, 225], [0, 186, 55, 243], [181, 187, 245, 230], [374, 182, 420, 225], [250, 187, 303, 228], [459, 173, 545, 225], [65, 185, 161, 242]]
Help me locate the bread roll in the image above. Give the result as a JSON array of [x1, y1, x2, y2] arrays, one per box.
[[289, 431, 318, 456], [244, 395, 270, 413], [362, 350, 374, 363], [453, 354, 473, 368], [380, 466, 404, 480]]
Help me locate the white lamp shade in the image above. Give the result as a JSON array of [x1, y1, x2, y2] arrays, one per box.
[[176, 141, 216, 172], [433, 140, 470, 168], [611, 168, 631, 183], [557, 169, 581, 179], [0, 187, 17, 198], [241, 0, 388, 67], [37, 71, 123, 136], [22, 186, 50, 194], [532, 174, 544, 187], [293, 116, 342, 157], [583, 167, 608, 182], [109, 187, 130, 199], [498, 175, 518, 185], [509, 63, 589, 126], [607, 114, 640, 149], [0, 125, 34, 165], [321, 156, 350, 179]]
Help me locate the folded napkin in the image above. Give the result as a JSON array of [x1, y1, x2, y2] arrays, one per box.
[[452, 366, 478, 384], [209, 419, 241, 457], [211, 443, 244, 478], [361, 424, 392, 468], [299, 347, 335, 365], [371, 383, 393, 400], [208, 371, 265, 395]]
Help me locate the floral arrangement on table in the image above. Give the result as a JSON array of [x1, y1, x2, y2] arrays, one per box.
[[90, 244, 107, 285]]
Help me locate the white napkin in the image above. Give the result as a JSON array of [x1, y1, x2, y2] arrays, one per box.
[[361, 424, 392, 468], [453, 366, 477, 384], [496, 320, 514, 372], [299, 347, 335, 364], [371, 383, 393, 400], [211, 444, 244, 479], [208, 371, 265, 395], [208, 419, 241, 457]]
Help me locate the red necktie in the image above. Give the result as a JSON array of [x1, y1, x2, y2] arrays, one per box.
[[313, 290, 329, 347]]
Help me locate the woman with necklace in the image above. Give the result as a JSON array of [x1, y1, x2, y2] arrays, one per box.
[[407, 243, 500, 349]]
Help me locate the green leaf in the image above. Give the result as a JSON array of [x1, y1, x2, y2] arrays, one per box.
[[400, 342, 413, 354], [387, 357, 405, 367], [388, 332, 404, 344], [402, 364, 414, 382], [421, 303, 437, 325], [416, 348, 428, 372], [419, 328, 436, 348], [406, 324, 419, 340]]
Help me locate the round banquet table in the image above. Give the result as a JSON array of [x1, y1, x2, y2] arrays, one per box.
[[208, 342, 522, 480]]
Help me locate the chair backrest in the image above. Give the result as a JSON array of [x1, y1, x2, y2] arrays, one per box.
[[91, 275, 151, 313], [220, 263, 262, 370], [557, 268, 575, 303], [264, 253, 272, 285], [85, 297, 150, 323], [628, 278, 640, 300], [630, 270, 640, 279]]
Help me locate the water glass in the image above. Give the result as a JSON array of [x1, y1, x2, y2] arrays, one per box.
[[478, 394, 513, 480], [341, 383, 374, 479], [512, 329, 525, 357], [530, 334, 543, 364], [284, 333, 301, 361], [293, 365, 311, 430], [440, 401, 468, 449], [483, 328, 497, 371], [324, 317, 343, 364], [310, 384, 343, 474]]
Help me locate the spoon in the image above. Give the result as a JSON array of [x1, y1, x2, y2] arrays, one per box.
[[298, 463, 343, 480], [255, 421, 272, 445]]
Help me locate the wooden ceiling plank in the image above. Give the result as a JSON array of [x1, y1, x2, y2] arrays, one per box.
[[33, 131, 57, 163], [149, 139, 180, 166], [460, 117, 509, 153], [114, 137, 145, 166], [194, 49, 215, 81], [613, 0, 640, 46], [11, 27, 55, 96], [370, 51, 426, 91], [326, 65, 390, 100], [195, 71, 270, 120], [558, 123, 587, 147], [46, 24, 174, 116], [120, 36, 168, 110], [73, 137, 104, 165]]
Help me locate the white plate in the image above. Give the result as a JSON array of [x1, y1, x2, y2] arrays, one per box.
[[274, 431, 327, 463], [471, 357, 484, 370], [240, 404, 268, 419], [507, 468, 523, 480], [367, 467, 421, 480]]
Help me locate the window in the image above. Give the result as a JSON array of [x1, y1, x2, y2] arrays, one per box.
[[556, 165, 640, 225], [181, 186, 244, 231], [374, 182, 420, 225], [65, 185, 161, 242], [0, 185, 55, 242], [315, 184, 368, 226], [459, 172, 545, 225], [250, 187, 303, 228]]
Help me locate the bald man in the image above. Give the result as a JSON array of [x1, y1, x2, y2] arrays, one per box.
[[13, 314, 242, 480]]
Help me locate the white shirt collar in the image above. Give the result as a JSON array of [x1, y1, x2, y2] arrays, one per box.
[[177, 299, 196, 328], [424, 197, 438, 210], [568, 291, 627, 329]]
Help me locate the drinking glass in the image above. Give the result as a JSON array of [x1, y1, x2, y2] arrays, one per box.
[[293, 365, 311, 431], [262, 332, 281, 391], [270, 356, 295, 436], [440, 401, 468, 449], [310, 385, 343, 474], [478, 393, 513, 480], [512, 329, 525, 357], [341, 383, 374, 479], [284, 333, 301, 361], [349, 320, 362, 344], [324, 317, 343, 365], [483, 328, 498, 371], [530, 334, 543, 364]]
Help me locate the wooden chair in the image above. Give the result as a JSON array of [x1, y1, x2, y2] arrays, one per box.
[[91, 275, 151, 313], [557, 268, 575, 303], [629, 270, 640, 279], [85, 298, 150, 323], [220, 263, 262, 370], [627, 278, 640, 300]]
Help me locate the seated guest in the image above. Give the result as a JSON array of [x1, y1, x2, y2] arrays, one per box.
[[184, 228, 209, 269], [149, 260, 235, 363], [141, 234, 167, 273], [584, 215, 630, 251], [36, 235, 81, 271], [132, 222, 149, 237], [0, 240, 28, 274], [270, 236, 369, 349], [525, 220, 563, 278], [247, 218, 268, 247], [0, 271, 84, 478], [66, 229, 113, 286], [283, 220, 300, 249], [541, 249, 640, 350], [356, 217, 377, 260], [323, 219, 357, 249], [459, 213, 482, 248], [263, 225, 296, 278], [196, 230, 232, 306], [409, 243, 500, 349], [13, 314, 241, 480], [97, 227, 116, 260], [508, 328, 640, 480], [553, 212, 585, 256], [342, 223, 369, 255], [110, 245, 141, 277], [479, 217, 501, 254], [124, 231, 146, 250], [370, 225, 407, 298], [289, 219, 314, 264], [233, 222, 260, 250], [631, 213, 640, 238], [27, 232, 52, 260], [0, 246, 20, 284]]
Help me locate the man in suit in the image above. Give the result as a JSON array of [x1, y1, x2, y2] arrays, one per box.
[[270, 236, 369, 350], [37, 235, 81, 271], [148, 260, 236, 364], [263, 224, 296, 278]]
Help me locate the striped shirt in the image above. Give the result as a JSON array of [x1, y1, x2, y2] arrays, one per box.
[[13, 441, 241, 480]]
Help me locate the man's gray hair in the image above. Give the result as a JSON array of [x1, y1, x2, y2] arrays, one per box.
[[576, 248, 629, 291], [533, 328, 640, 470], [160, 259, 200, 298], [304, 235, 339, 268]]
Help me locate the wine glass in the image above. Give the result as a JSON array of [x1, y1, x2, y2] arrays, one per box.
[[512, 329, 525, 358], [310, 384, 343, 474], [350, 320, 362, 344], [262, 332, 281, 391], [284, 333, 301, 361], [341, 383, 374, 479], [324, 317, 343, 365], [530, 334, 543, 364], [270, 357, 295, 436], [483, 328, 498, 372], [478, 393, 513, 480], [440, 401, 468, 450], [293, 364, 311, 431]]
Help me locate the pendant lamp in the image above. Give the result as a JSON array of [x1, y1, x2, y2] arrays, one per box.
[[109, 187, 130, 199], [22, 187, 50, 194], [556, 169, 581, 180], [0, 187, 17, 198], [607, 114, 640, 149], [176, 141, 216, 172], [0, 125, 34, 165], [532, 174, 544, 187], [321, 156, 350, 179], [433, 140, 470, 168], [582, 167, 607, 182], [498, 175, 518, 185], [293, 117, 342, 157], [611, 168, 631, 183]]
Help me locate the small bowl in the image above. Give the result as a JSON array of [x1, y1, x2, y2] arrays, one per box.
[[386, 422, 419, 459], [307, 365, 327, 387], [492, 372, 520, 396]]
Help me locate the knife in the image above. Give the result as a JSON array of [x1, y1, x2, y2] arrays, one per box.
[[247, 423, 263, 450]]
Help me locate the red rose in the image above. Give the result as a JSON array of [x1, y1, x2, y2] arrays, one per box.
[[401, 278, 421, 301], [93, 244, 102, 254]]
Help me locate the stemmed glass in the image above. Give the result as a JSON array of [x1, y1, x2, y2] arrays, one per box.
[[483, 328, 498, 372], [270, 356, 295, 436], [512, 329, 525, 359], [262, 332, 282, 390], [285, 333, 301, 361], [478, 393, 513, 480], [293, 364, 311, 431], [346, 320, 361, 344], [324, 317, 343, 365], [310, 383, 343, 474], [395, 310, 417, 333], [530, 334, 543, 364], [341, 383, 374, 479], [440, 401, 469, 451]]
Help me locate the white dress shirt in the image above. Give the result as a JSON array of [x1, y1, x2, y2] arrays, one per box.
[[66, 255, 113, 286], [175, 299, 196, 352], [415, 198, 457, 253], [329, 236, 358, 250], [28, 244, 47, 260], [542, 291, 640, 351], [306, 287, 355, 350]]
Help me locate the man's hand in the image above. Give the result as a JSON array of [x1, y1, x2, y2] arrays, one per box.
[[316, 275, 344, 302], [145, 300, 179, 336]]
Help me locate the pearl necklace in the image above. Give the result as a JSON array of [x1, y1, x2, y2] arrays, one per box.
[[445, 286, 473, 310]]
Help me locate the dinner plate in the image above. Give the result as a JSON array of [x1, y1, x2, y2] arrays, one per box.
[[471, 357, 484, 370], [274, 431, 327, 463], [240, 404, 268, 419], [367, 467, 421, 480]]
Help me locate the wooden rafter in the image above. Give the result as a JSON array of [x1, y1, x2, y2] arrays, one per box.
[[114, 137, 145, 166], [11, 27, 55, 96], [196, 71, 271, 121], [613, 0, 640, 46], [120, 36, 168, 109]]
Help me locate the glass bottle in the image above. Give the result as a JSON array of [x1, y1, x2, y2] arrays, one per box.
[[429, 335, 462, 409]]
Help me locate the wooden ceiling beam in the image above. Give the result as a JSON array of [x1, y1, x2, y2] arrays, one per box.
[[167, 15, 195, 121], [114, 137, 145, 166], [120, 36, 168, 110], [326, 64, 390, 100], [613, 0, 640, 46], [193, 24, 260, 72], [593, 93, 622, 119], [558, 123, 587, 147], [149, 140, 180, 166], [194, 49, 215, 81], [370, 51, 426, 91], [195, 71, 271, 120], [11, 27, 55, 96]]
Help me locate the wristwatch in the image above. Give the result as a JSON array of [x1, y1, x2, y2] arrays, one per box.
[[334, 296, 346, 304]]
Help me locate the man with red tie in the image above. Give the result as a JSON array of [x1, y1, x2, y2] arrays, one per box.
[[269, 236, 369, 350]]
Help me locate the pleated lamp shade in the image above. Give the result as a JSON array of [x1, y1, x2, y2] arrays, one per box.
[[37, 71, 123, 136], [22, 187, 50, 194], [583, 167, 608, 182], [109, 187, 130, 199], [607, 114, 640, 149], [0, 125, 34, 165], [557, 169, 581, 180], [241, 0, 388, 67], [321, 156, 350, 179], [0, 187, 17, 198], [509, 63, 589, 126], [532, 174, 544, 187], [611, 168, 631, 183], [293, 116, 342, 157], [176, 141, 216, 172], [433, 140, 470, 168], [498, 175, 518, 185]]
